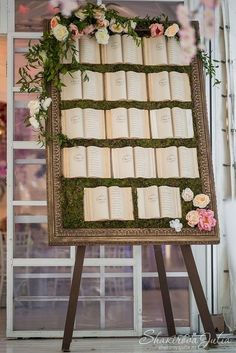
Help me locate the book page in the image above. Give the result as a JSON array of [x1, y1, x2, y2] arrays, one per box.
[[178, 147, 199, 178], [60, 71, 82, 100], [83, 109, 105, 139], [150, 108, 173, 139], [143, 36, 168, 65], [156, 146, 179, 178], [167, 38, 188, 65], [134, 147, 156, 178], [159, 186, 182, 218], [61, 108, 84, 139], [137, 186, 160, 219], [122, 35, 143, 64], [106, 108, 129, 138], [87, 146, 111, 178], [105, 71, 127, 101], [82, 71, 104, 100], [62, 146, 87, 178], [169, 72, 191, 101], [127, 72, 147, 101], [109, 186, 134, 220], [172, 108, 194, 138], [79, 36, 100, 64], [148, 72, 171, 101], [128, 109, 150, 138], [101, 34, 123, 64], [84, 187, 109, 221], [112, 147, 135, 178]]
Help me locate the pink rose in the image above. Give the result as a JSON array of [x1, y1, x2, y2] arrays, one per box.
[[197, 209, 217, 231], [96, 18, 109, 29], [83, 24, 95, 35], [149, 23, 164, 37], [69, 23, 83, 39]]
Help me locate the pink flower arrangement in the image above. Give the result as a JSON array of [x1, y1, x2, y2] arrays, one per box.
[[83, 24, 95, 35], [197, 209, 216, 231], [69, 23, 84, 39], [149, 23, 164, 37]]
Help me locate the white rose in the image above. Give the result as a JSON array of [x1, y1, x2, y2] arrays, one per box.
[[181, 188, 194, 202], [41, 97, 52, 110], [169, 219, 183, 232], [109, 22, 123, 33], [95, 28, 109, 45], [29, 116, 40, 129], [74, 8, 87, 20], [28, 100, 40, 116], [52, 24, 69, 41]]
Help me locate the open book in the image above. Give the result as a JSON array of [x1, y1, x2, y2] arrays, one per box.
[[84, 186, 134, 221], [137, 185, 182, 219], [148, 71, 191, 101], [60, 71, 82, 100], [106, 108, 150, 139], [62, 146, 111, 178], [122, 35, 143, 64], [143, 36, 189, 65], [126, 71, 147, 101], [61, 108, 105, 139], [79, 36, 101, 64], [156, 146, 199, 178], [150, 108, 194, 139], [82, 71, 104, 100]]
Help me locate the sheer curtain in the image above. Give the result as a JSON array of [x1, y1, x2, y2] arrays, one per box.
[[214, 0, 236, 332]]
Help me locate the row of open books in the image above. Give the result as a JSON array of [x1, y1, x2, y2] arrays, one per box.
[[62, 107, 194, 140], [63, 146, 199, 179], [84, 185, 182, 222], [64, 35, 188, 66], [61, 70, 191, 102]]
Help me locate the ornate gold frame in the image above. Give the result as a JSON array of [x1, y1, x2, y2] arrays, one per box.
[[46, 31, 219, 245]]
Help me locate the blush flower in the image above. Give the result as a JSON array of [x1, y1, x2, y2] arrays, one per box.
[[186, 210, 200, 227], [69, 23, 83, 39], [164, 23, 179, 37], [96, 18, 109, 29], [197, 209, 217, 231], [193, 194, 210, 208], [83, 24, 95, 35], [149, 23, 164, 37], [50, 16, 60, 29]]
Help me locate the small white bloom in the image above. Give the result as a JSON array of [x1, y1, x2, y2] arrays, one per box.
[[181, 188, 194, 202], [74, 8, 87, 21], [29, 116, 40, 129], [130, 20, 137, 29], [41, 97, 52, 110], [52, 24, 69, 41], [28, 100, 40, 116], [95, 28, 109, 45], [170, 219, 183, 232]]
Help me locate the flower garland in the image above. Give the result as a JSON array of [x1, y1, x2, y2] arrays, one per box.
[[17, 2, 220, 144]]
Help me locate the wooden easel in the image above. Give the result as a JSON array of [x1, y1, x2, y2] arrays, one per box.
[[61, 245, 217, 352]]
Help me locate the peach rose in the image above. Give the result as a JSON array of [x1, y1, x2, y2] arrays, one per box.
[[164, 23, 180, 37], [96, 18, 109, 29], [193, 194, 210, 208], [50, 16, 60, 29], [149, 23, 164, 37], [186, 210, 199, 227], [197, 209, 217, 231]]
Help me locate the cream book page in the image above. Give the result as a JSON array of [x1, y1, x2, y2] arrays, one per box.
[[84, 187, 109, 221], [122, 35, 143, 64], [60, 71, 82, 100], [159, 186, 182, 218], [61, 108, 84, 139], [128, 109, 150, 138], [82, 71, 104, 100], [167, 38, 188, 65], [178, 147, 199, 178], [61, 40, 80, 64], [143, 36, 168, 65], [169, 72, 191, 101], [105, 71, 127, 101], [134, 147, 156, 178], [62, 146, 87, 178], [172, 108, 194, 138], [101, 34, 123, 64], [109, 186, 134, 220], [112, 147, 135, 178], [87, 146, 111, 178], [150, 108, 173, 139], [79, 36, 100, 64], [83, 109, 105, 139], [106, 108, 129, 138], [148, 71, 171, 101], [156, 146, 179, 178], [126, 72, 147, 101], [137, 186, 160, 219]]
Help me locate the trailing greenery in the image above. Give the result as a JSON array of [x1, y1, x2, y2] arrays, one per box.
[[197, 50, 221, 86]]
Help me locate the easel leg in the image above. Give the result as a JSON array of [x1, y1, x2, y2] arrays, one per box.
[[62, 246, 86, 352], [153, 245, 176, 336], [180, 245, 217, 343]]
